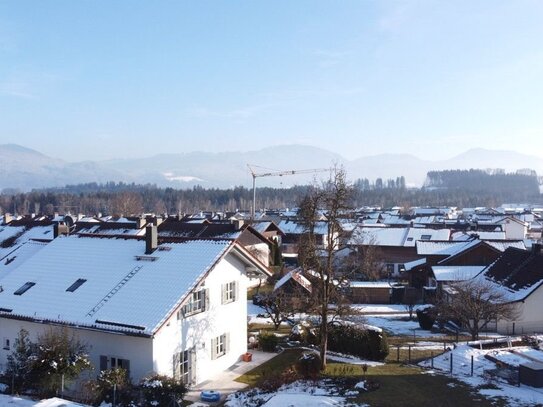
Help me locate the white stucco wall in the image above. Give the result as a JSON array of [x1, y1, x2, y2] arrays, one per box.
[[0, 318, 153, 382], [152, 252, 248, 384], [497, 286, 543, 335]]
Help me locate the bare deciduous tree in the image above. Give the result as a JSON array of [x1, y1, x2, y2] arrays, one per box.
[[298, 166, 353, 370], [437, 278, 519, 341]]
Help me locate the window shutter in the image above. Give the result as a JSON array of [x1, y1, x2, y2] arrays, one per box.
[[234, 281, 239, 302], [221, 284, 225, 305], [204, 288, 210, 311], [100, 355, 108, 371], [173, 353, 181, 379], [225, 333, 230, 354], [190, 349, 197, 383], [211, 338, 217, 360]]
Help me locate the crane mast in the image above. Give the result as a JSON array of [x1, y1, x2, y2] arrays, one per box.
[[247, 164, 329, 221]]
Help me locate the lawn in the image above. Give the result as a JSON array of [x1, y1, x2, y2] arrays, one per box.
[[235, 348, 304, 387], [235, 349, 505, 406]]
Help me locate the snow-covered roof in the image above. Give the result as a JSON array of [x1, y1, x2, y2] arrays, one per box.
[[0, 225, 54, 259], [404, 257, 427, 271], [416, 240, 478, 256], [350, 281, 394, 289], [0, 241, 48, 281], [451, 231, 506, 241], [431, 266, 485, 282], [274, 269, 312, 292], [0, 236, 248, 335], [349, 226, 450, 247], [277, 220, 328, 235], [76, 226, 145, 236]]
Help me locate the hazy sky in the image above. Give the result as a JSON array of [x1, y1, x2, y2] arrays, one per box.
[[1, 1, 543, 161]]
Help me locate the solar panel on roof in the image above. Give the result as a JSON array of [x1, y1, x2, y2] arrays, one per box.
[[66, 278, 87, 292], [14, 281, 35, 295]]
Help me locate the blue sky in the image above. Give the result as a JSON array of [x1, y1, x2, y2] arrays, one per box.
[[1, 0, 543, 161]]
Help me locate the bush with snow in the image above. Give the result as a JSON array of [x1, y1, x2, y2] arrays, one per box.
[[140, 374, 187, 406]]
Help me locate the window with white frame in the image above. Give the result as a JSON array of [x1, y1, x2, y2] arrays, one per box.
[[221, 281, 237, 304], [99, 355, 130, 374], [181, 289, 206, 317], [211, 333, 229, 359]]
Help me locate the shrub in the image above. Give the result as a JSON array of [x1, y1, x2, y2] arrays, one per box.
[[140, 374, 187, 406], [289, 324, 317, 344], [416, 305, 437, 330], [91, 368, 134, 406], [327, 324, 389, 361], [259, 332, 279, 352], [295, 352, 321, 379], [5, 329, 35, 394]]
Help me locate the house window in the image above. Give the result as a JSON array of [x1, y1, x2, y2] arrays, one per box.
[[221, 281, 237, 304], [386, 264, 395, 275], [181, 289, 207, 317], [211, 333, 230, 360], [2, 338, 10, 350], [420, 234, 432, 240], [99, 355, 130, 375], [14, 282, 35, 296], [180, 349, 191, 384]]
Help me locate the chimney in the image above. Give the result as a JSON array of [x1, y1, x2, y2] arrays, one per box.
[[145, 225, 158, 254], [232, 218, 244, 230], [532, 243, 542, 254], [3, 213, 12, 225], [54, 223, 69, 238]]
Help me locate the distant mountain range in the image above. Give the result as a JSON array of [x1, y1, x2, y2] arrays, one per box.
[[1, 143, 543, 191]]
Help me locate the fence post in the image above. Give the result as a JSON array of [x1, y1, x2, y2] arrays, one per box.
[[397, 345, 400, 362], [408, 345, 412, 364], [431, 352, 434, 368], [471, 355, 474, 376], [450, 353, 453, 374]]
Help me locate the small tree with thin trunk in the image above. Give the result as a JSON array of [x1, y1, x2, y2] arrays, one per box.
[[298, 166, 353, 370], [437, 278, 519, 341], [258, 288, 306, 330]]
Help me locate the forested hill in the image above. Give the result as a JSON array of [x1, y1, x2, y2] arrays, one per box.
[[425, 169, 540, 195]]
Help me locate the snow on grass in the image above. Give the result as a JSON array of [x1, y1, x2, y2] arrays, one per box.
[[326, 351, 384, 367], [0, 395, 90, 407], [419, 344, 543, 406], [225, 379, 366, 407]]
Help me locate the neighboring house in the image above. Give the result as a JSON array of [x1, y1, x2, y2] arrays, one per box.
[[348, 226, 451, 276], [409, 239, 526, 289], [0, 228, 271, 386], [498, 216, 529, 240], [277, 220, 338, 264], [157, 218, 276, 269], [473, 244, 543, 335]]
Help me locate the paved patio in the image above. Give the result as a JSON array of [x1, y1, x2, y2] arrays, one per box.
[[184, 350, 277, 405]]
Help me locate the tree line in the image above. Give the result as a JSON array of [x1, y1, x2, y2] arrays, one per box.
[[0, 170, 541, 216]]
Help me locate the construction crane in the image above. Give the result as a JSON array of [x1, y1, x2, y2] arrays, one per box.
[[247, 164, 329, 221]]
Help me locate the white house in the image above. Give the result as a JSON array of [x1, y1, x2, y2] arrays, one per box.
[[471, 244, 543, 335], [0, 227, 270, 386]]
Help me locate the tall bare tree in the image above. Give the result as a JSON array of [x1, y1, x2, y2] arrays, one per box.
[[437, 278, 519, 341], [298, 166, 353, 370]]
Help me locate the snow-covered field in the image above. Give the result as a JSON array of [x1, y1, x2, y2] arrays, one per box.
[[0, 396, 89, 407], [419, 344, 543, 406]]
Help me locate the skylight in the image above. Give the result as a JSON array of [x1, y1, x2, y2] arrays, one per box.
[[14, 282, 36, 295], [66, 278, 87, 292]]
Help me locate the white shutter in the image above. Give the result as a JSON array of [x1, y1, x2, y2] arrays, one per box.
[[234, 281, 239, 302], [204, 288, 210, 311], [173, 353, 181, 379], [225, 333, 230, 354], [221, 283, 225, 304], [211, 337, 217, 360]]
